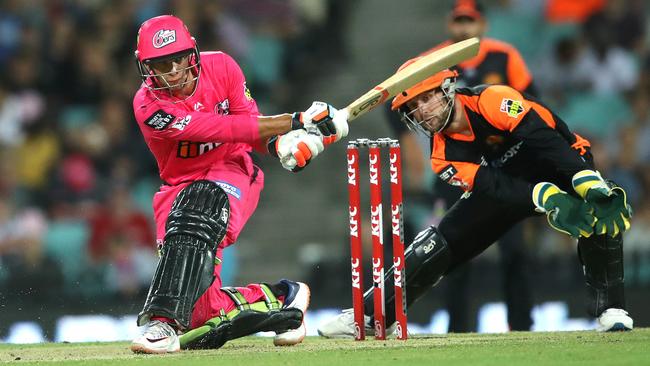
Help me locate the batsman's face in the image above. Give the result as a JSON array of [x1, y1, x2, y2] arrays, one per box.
[[150, 54, 195, 95], [405, 89, 449, 133]]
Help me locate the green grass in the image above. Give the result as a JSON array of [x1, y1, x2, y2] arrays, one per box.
[[1, 329, 648, 366]]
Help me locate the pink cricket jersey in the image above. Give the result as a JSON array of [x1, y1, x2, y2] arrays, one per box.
[[133, 51, 261, 186], [133, 51, 265, 247]]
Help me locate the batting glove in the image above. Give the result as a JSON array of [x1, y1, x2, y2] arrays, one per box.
[[572, 170, 632, 237], [268, 129, 324, 172], [533, 182, 596, 238], [292, 101, 349, 145]]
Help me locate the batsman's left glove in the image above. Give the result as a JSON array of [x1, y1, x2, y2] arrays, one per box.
[[572, 170, 632, 237], [268, 129, 324, 172], [292, 101, 349, 145], [533, 182, 596, 238]]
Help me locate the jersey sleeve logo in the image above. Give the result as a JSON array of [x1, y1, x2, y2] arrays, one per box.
[[243, 82, 253, 101], [144, 110, 176, 130], [171, 115, 192, 130], [499, 98, 524, 117]]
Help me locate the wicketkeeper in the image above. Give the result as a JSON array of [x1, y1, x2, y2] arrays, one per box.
[[319, 61, 633, 337]]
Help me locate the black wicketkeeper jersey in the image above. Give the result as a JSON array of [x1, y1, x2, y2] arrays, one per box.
[[431, 85, 592, 208]]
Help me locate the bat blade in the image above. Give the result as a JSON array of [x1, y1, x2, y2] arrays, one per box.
[[345, 37, 479, 122]]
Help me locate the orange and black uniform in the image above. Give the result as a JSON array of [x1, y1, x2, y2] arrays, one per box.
[[434, 84, 593, 265], [385, 37, 540, 331], [425, 38, 538, 332]]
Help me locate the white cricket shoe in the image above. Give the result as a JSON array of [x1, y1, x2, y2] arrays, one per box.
[[274, 280, 311, 346], [131, 320, 180, 353], [317, 308, 397, 339], [597, 308, 633, 332]]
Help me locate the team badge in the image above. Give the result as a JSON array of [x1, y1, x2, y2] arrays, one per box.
[[152, 29, 176, 49], [215, 99, 230, 115], [500, 98, 524, 118], [171, 115, 192, 130]]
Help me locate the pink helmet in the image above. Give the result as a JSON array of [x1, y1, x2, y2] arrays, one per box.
[[135, 15, 201, 96]]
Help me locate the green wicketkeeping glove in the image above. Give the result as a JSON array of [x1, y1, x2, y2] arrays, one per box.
[[572, 170, 632, 237], [533, 182, 596, 238]]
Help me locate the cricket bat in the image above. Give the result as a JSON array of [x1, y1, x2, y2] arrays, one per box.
[[345, 37, 480, 121]]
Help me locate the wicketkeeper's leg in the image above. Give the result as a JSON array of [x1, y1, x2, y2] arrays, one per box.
[[365, 192, 534, 327], [577, 233, 626, 317]]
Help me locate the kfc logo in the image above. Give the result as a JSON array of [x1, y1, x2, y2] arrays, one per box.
[[389, 153, 399, 184], [347, 154, 357, 186], [351, 258, 361, 289], [349, 206, 359, 238]]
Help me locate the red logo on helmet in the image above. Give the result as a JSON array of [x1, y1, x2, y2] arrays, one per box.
[[153, 29, 176, 49]]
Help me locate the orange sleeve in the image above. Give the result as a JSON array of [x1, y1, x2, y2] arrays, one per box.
[[431, 134, 479, 191], [477, 85, 532, 132], [505, 47, 533, 92]]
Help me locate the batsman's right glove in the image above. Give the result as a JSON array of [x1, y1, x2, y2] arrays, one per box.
[[533, 182, 596, 238], [268, 129, 324, 172], [572, 170, 632, 237], [292, 101, 349, 145]]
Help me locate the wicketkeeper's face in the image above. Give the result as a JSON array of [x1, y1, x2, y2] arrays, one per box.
[[405, 89, 452, 133]]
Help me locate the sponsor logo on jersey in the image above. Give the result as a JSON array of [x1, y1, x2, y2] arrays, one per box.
[[214, 181, 241, 200], [171, 115, 192, 130], [152, 29, 176, 49], [438, 164, 458, 182], [193, 102, 205, 111], [144, 110, 175, 130], [177, 141, 222, 158], [500, 98, 525, 118], [215, 99, 230, 115], [439, 164, 469, 189], [492, 141, 524, 167]]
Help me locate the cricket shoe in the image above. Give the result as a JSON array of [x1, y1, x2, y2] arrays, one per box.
[[131, 320, 180, 354], [597, 308, 633, 332], [274, 280, 311, 346], [317, 308, 397, 339]]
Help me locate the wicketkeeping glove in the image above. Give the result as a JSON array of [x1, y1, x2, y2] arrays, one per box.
[[268, 129, 324, 172], [572, 170, 632, 237], [292, 101, 349, 145], [532, 182, 596, 238]]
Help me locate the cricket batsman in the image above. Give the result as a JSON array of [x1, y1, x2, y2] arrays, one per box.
[[129, 15, 348, 353]]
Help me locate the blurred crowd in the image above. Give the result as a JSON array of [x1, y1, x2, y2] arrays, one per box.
[[495, 0, 650, 288], [0, 0, 649, 321], [0, 0, 351, 306]]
